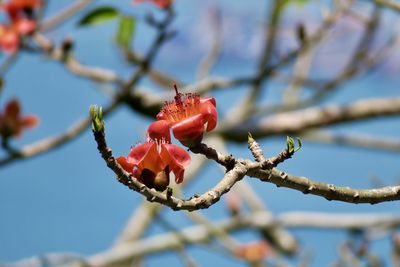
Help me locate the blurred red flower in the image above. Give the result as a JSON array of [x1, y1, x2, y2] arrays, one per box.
[[0, 99, 39, 139], [235, 241, 273, 262], [0, 0, 41, 53], [133, 0, 173, 9]]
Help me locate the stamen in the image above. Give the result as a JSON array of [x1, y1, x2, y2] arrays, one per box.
[[173, 83, 182, 105]]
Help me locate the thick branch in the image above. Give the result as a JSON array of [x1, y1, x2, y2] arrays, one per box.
[[221, 97, 400, 141], [247, 167, 400, 204]]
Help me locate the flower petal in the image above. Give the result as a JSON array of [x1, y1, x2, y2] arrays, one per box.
[[200, 100, 217, 132], [116, 156, 135, 173], [4, 99, 20, 119], [13, 0, 42, 9], [15, 19, 36, 35], [127, 142, 153, 164], [171, 113, 205, 142], [21, 114, 39, 128], [147, 120, 171, 143], [0, 30, 19, 54], [128, 142, 166, 174], [200, 97, 216, 107], [161, 143, 191, 183]]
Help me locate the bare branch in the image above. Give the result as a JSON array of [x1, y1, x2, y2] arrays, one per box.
[[248, 167, 400, 204], [32, 33, 123, 84], [40, 0, 95, 32], [221, 97, 400, 141], [196, 6, 222, 80], [301, 130, 400, 152], [375, 0, 400, 12]]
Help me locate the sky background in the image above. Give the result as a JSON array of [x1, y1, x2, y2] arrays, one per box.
[[0, 0, 399, 266]]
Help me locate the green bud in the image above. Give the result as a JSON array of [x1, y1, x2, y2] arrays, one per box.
[[248, 132, 254, 145], [90, 105, 104, 132]]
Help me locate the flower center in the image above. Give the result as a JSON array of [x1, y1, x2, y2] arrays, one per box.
[[161, 84, 201, 123]]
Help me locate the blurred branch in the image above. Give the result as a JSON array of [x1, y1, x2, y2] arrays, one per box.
[[154, 214, 199, 267], [301, 130, 400, 152], [4, 211, 400, 267], [185, 210, 239, 253], [235, 179, 298, 256], [33, 33, 123, 84], [196, 6, 222, 80], [125, 51, 184, 90], [224, 0, 286, 123], [123, 7, 176, 90], [248, 0, 286, 100], [221, 0, 352, 127], [375, 0, 400, 11], [0, 100, 119, 167], [87, 211, 400, 266], [0, 53, 18, 76], [256, 2, 383, 115], [220, 97, 400, 141], [40, 0, 95, 32]]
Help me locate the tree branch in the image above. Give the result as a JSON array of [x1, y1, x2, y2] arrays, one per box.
[[221, 97, 400, 141]]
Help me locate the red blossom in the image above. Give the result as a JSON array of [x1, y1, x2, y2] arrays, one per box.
[[235, 241, 273, 262], [224, 192, 242, 216], [117, 140, 191, 191], [147, 84, 217, 146], [133, 0, 173, 9], [0, 98, 39, 139], [0, 0, 40, 53]]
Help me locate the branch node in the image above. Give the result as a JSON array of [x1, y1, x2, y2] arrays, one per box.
[[248, 132, 265, 162], [303, 185, 315, 194], [261, 171, 272, 181], [139, 184, 146, 192], [166, 187, 173, 200], [327, 184, 336, 193], [353, 192, 360, 202], [280, 171, 288, 180], [176, 201, 183, 208]]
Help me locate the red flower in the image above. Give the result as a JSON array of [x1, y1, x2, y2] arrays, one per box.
[[0, 0, 40, 54], [235, 241, 273, 262], [133, 0, 173, 9], [0, 99, 39, 139], [1, 0, 42, 18], [117, 140, 191, 191], [147, 84, 217, 147], [0, 19, 36, 53]]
